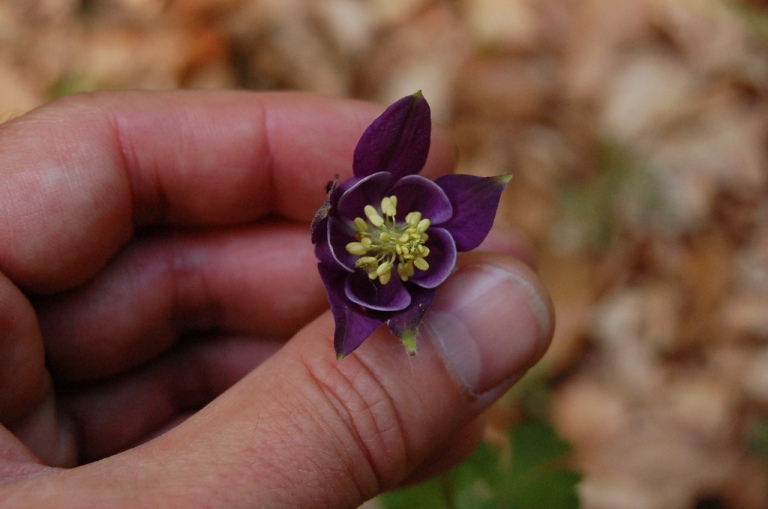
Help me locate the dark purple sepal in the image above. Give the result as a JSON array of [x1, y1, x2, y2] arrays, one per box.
[[388, 286, 436, 355], [314, 232, 336, 267], [345, 271, 411, 311], [318, 264, 384, 358], [408, 227, 456, 289], [310, 214, 328, 246], [435, 173, 512, 251], [352, 91, 432, 180]]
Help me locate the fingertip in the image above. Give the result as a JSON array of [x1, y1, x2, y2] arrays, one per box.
[[424, 253, 553, 395]]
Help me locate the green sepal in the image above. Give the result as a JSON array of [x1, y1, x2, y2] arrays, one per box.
[[491, 173, 513, 186], [399, 330, 418, 356]]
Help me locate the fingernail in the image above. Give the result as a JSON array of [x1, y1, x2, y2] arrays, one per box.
[[423, 264, 552, 395]]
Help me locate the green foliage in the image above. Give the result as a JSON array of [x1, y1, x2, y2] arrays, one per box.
[[731, 1, 768, 43], [380, 420, 581, 509], [49, 73, 91, 100], [750, 418, 768, 462]]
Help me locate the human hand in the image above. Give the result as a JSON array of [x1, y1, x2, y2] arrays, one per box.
[[0, 90, 552, 508]]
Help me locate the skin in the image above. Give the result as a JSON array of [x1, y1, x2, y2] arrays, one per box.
[[0, 90, 552, 508]]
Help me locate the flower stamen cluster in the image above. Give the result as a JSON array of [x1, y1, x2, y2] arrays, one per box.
[[345, 195, 431, 285]]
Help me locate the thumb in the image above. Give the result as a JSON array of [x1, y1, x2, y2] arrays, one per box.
[[4, 253, 552, 509]]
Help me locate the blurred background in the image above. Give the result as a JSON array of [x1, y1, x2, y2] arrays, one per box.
[[2, 0, 768, 507]]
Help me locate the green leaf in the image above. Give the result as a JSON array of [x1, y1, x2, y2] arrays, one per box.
[[379, 478, 449, 509], [750, 418, 768, 462], [379, 420, 581, 509]]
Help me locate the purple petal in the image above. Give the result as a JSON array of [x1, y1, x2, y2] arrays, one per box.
[[326, 217, 358, 271], [345, 271, 412, 311], [318, 264, 383, 358], [434, 174, 511, 251], [387, 286, 436, 342], [337, 172, 392, 221], [408, 227, 456, 289], [353, 91, 432, 179], [388, 175, 453, 224]]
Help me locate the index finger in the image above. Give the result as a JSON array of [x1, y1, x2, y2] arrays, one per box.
[[0, 90, 456, 292]]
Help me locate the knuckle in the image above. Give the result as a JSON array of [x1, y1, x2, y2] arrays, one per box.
[[302, 352, 411, 494]]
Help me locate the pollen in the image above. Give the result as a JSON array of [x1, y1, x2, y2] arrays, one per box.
[[344, 194, 432, 284]]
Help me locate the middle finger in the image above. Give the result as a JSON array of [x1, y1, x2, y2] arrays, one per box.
[[37, 221, 327, 382]]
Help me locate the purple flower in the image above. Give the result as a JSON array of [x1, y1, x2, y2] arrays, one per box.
[[311, 91, 510, 358]]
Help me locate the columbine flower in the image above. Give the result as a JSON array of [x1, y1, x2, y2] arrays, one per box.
[[311, 91, 510, 358]]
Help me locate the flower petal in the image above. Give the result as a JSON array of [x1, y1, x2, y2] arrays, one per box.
[[318, 264, 383, 358], [326, 217, 358, 271], [389, 175, 453, 224], [337, 171, 392, 221], [434, 174, 512, 251], [345, 270, 412, 311], [353, 91, 432, 179], [388, 286, 436, 355], [408, 227, 456, 289]]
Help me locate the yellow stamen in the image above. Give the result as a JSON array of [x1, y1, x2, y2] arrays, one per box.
[[376, 261, 393, 277], [405, 211, 421, 226], [346, 242, 368, 256], [413, 257, 429, 271], [364, 205, 384, 228], [347, 195, 433, 285], [381, 196, 397, 218], [397, 263, 410, 282], [355, 256, 378, 270], [354, 217, 368, 232]]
